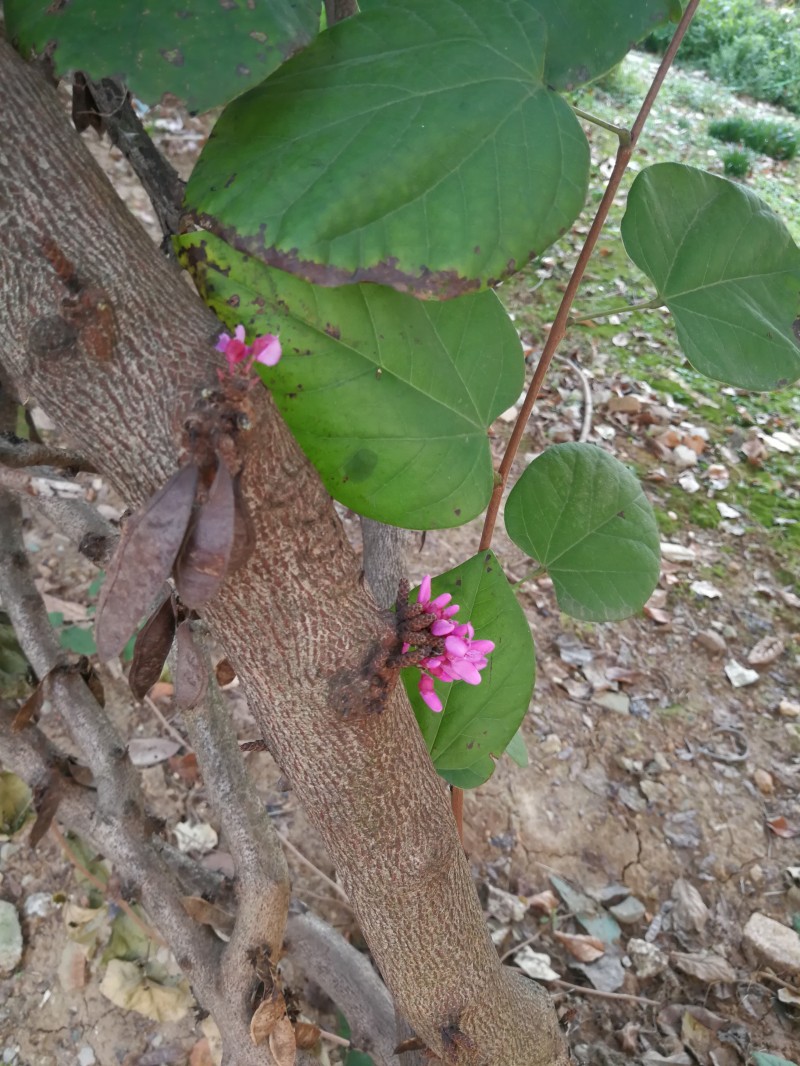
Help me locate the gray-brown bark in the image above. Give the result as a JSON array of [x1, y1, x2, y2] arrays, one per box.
[[0, 40, 568, 1066]]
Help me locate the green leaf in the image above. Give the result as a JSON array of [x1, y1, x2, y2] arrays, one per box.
[[751, 1055, 798, 1066], [58, 625, 97, 657], [505, 729, 529, 767], [4, 0, 320, 113], [621, 163, 800, 391], [356, 0, 672, 90], [504, 444, 660, 622], [402, 551, 535, 787], [176, 233, 523, 529], [185, 0, 589, 298]]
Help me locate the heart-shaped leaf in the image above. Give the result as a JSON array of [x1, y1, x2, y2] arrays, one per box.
[[4, 0, 320, 113], [357, 0, 675, 91], [176, 233, 523, 529], [621, 163, 800, 391], [504, 444, 660, 621], [402, 551, 535, 788], [185, 0, 589, 298]]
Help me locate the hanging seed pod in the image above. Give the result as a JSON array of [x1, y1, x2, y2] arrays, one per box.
[[128, 594, 177, 700], [174, 459, 235, 609], [95, 464, 199, 661], [174, 620, 207, 711]]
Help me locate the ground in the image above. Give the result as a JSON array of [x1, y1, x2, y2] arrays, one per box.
[[1, 51, 799, 1066]]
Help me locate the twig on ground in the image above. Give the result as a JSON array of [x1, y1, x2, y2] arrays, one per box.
[[499, 932, 542, 964], [556, 356, 593, 443], [551, 979, 660, 1007], [144, 694, 188, 748]]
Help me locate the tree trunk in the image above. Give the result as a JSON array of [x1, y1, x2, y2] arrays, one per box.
[[0, 41, 568, 1066]]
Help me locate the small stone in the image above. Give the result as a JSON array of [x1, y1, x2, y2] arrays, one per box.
[[696, 630, 726, 655], [743, 912, 800, 975], [77, 1048, 96, 1066], [485, 885, 527, 925], [691, 580, 722, 600], [673, 444, 699, 470], [627, 937, 669, 978], [593, 884, 630, 907], [23, 893, 52, 919], [639, 779, 669, 804], [660, 542, 697, 563], [594, 691, 630, 715], [610, 896, 646, 925], [540, 733, 562, 756], [752, 768, 774, 795], [0, 901, 22, 976], [778, 699, 800, 718], [749, 865, 764, 886]]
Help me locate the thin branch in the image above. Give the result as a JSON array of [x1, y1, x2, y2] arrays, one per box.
[[144, 694, 188, 748], [77, 75, 185, 241], [0, 434, 95, 471], [571, 105, 629, 140], [479, 0, 702, 552], [179, 636, 292, 1042], [285, 909, 400, 1066], [571, 296, 664, 322]]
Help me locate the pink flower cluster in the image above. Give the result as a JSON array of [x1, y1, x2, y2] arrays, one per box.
[[216, 324, 282, 374], [412, 575, 494, 713]]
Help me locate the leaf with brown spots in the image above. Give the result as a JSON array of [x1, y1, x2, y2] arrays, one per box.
[[129, 595, 177, 700], [174, 620, 208, 711], [95, 464, 198, 661], [174, 460, 235, 609]]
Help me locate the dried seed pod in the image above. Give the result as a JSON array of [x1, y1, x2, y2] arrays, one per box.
[[174, 459, 235, 609], [95, 464, 199, 661], [174, 620, 207, 711], [128, 594, 177, 700]]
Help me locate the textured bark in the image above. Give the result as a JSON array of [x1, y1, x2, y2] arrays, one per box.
[[0, 41, 568, 1066]]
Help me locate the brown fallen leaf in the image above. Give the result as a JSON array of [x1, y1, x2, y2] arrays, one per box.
[[95, 464, 198, 661], [181, 896, 235, 938], [747, 635, 784, 667], [29, 773, 64, 847], [671, 951, 736, 984], [294, 1022, 321, 1050], [527, 889, 559, 915], [12, 678, 46, 731], [188, 1038, 215, 1066], [268, 1015, 296, 1066], [168, 752, 200, 786], [215, 658, 236, 687], [99, 959, 193, 1022], [57, 940, 89, 992], [766, 815, 800, 839], [553, 930, 605, 962]]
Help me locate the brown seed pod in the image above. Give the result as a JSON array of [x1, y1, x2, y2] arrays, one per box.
[[174, 620, 207, 711], [128, 594, 177, 700], [174, 459, 235, 609], [95, 464, 199, 661]]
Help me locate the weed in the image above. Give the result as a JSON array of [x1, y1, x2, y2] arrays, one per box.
[[709, 117, 798, 160], [722, 148, 752, 177]]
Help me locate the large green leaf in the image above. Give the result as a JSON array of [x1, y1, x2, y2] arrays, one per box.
[[184, 0, 589, 298], [359, 0, 677, 90], [621, 164, 800, 391], [402, 552, 536, 788], [176, 233, 523, 528], [504, 444, 660, 622], [4, 0, 320, 113]]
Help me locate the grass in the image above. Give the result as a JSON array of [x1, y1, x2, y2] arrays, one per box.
[[709, 117, 798, 160], [721, 148, 752, 177], [498, 51, 800, 582]]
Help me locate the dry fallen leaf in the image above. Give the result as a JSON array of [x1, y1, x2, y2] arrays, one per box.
[[671, 951, 736, 984], [766, 815, 800, 839], [181, 896, 235, 938], [294, 1022, 321, 1050], [127, 737, 182, 768], [268, 1015, 297, 1066], [671, 878, 709, 934], [99, 958, 193, 1021], [553, 930, 605, 962], [188, 1037, 216, 1066], [527, 889, 559, 915]]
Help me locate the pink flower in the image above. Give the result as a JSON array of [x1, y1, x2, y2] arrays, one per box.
[[408, 575, 494, 713], [216, 324, 282, 374]]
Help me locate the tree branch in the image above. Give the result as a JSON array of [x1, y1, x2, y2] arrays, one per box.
[[0, 433, 95, 471]]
